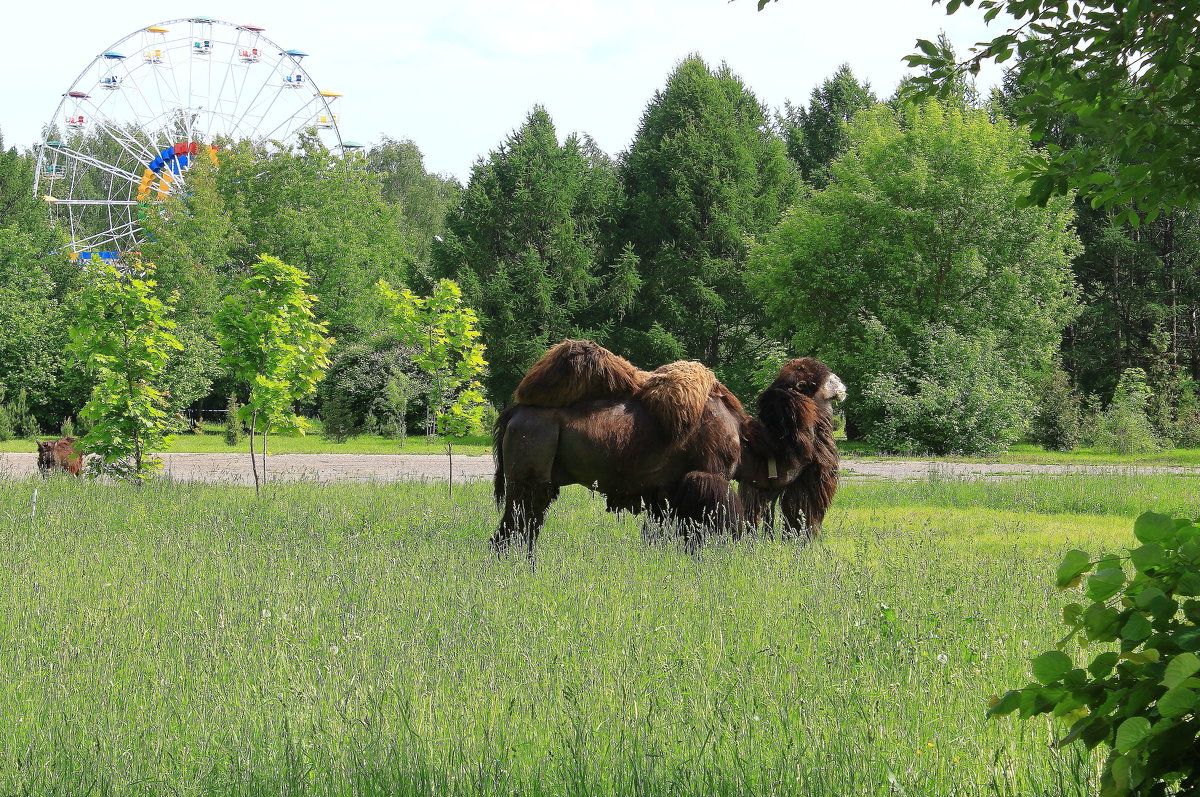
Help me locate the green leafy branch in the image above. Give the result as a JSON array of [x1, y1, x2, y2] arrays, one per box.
[[989, 511, 1200, 796], [68, 260, 182, 482]]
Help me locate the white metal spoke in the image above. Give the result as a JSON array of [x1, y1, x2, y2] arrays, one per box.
[[53, 145, 142, 188], [38, 17, 346, 254]]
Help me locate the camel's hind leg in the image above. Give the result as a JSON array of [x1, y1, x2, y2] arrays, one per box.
[[491, 413, 560, 559], [491, 482, 558, 558], [670, 472, 743, 548]]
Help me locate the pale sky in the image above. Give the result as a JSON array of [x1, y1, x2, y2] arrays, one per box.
[[3, 0, 1008, 182]]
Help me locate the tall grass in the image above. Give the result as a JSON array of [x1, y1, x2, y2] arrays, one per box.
[[1, 474, 1182, 795]]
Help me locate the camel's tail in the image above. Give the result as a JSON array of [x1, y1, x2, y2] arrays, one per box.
[[493, 405, 518, 507]]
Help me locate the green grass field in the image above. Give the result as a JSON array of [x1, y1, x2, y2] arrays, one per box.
[[2, 473, 1195, 794], [839, 440, 1200, 467]]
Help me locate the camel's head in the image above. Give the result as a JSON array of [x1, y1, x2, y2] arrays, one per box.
[[771, 358, 846, 404], [822, 373, 847, 404]]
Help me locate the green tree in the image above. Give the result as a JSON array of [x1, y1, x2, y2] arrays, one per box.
[[433, 107, 618, 403], [223, 394, 243, 447], [904, 0, 1200, 221], [215, 254, 333, 495], [377, 278, 486, 491], [750, 100, 1080, 448], [779, 64, 877, 188], [993, 61, 1200, 397], [617, 55, 799, 394], [1089, 366, 1162, 454], [366, 137, 462, 277], [0, 132, 80, 427], [68, 260, 182, 481], [215, 136, 415, 339]]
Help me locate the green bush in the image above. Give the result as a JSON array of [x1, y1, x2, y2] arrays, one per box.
[[375, 374, 411, 440], [1089, 368, 1161, 455], [222, 395, 243, 447], [0, 388, 40, 441], [1173, 380, 1200, 448], [319, 391, 358, 444], [316, 334, 431, 438], [989, 511, 1200, 796], [858, 324, 1031, 456], [1029, 367, 1083, 451]]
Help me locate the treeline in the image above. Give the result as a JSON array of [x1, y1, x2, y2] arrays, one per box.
[[2, 50, 1199, 454]]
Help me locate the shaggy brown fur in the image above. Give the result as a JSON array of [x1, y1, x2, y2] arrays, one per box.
[[37, 437, 83, 477], [635, 361, 719, 440], [492, 396, 744, 559], [513, 339, 645, 407], [493, 344, 746, 559], [736, 358, 840, 539]]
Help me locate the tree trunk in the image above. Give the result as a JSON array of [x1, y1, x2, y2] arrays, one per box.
[[261, 426, 268, 488], [249, 408, 260, 497]]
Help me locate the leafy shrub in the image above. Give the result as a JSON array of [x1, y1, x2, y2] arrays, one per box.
[[476, 402, 500, 436], [316, 333, 434, 439], [376, 375, 411, 440], [161, 323, 222, 416], [1088, 368, 1161, 454], [1173, 380, 1200, 448], [60, 416, 75, 439], [320, 391, 358, 443], [989, 511, 1200, 796], [858, 324, 1031, 456], [1029, 367, 1083, 451], [1144, 370, 1200, 448], [317, 334, 432, 438], [223, 395, 243, 447], [0, 388, 41, 441]]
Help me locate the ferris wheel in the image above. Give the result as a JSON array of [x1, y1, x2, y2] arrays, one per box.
[[33, 17, 359, 262]]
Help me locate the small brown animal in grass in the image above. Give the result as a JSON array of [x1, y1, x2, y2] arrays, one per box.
[[37, 437, 83, 477]]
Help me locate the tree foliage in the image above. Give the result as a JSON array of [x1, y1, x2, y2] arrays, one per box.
[[779, 64, 877, 188], [905, 0, 1200, 221], [993, 60, 1200, 402], [617, 55, 799, 393], [68, 260, 182, 481], [433, 107, 617, 402], [0, 133, 80, 426], [366, 136, 461, 276], [215, 255, 333, 494], [376, 278, 487, 439], [991, 511, 1200, 797], [750, 100, 1080, 446]]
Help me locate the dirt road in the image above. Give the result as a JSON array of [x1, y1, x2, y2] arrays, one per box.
[[3, 452, 1197, 485]]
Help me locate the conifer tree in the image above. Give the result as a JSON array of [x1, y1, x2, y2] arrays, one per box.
[[616, 55, 799, 393], [779, 63, 876, 188], [433, 107, 617, 403]]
